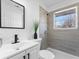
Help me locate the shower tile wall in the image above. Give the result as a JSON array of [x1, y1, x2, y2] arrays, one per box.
[[47, 2, 79, 56]]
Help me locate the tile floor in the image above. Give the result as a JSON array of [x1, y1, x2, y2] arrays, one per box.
[[48, 48, 79, 59]]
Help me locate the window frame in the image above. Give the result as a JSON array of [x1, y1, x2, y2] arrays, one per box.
[[53, 6, 78, 30]]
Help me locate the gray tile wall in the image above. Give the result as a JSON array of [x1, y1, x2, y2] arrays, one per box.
[[47, 3, 79, 56]]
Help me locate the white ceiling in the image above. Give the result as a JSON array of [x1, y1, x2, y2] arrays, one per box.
[[40, 0, 79, 12]]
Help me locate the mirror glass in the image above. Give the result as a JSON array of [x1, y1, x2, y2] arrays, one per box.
[[1, 0, 25, 29]]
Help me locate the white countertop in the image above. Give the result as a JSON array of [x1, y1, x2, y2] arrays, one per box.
[[0, 40, 38, 59]]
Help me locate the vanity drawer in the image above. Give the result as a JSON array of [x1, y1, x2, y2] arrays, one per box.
[[9, 51, 26, 59], [25, 45, 39, 53]]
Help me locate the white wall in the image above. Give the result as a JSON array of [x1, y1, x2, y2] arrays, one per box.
[[49, 0, 79, 12], [0, 0, 39, 44], [40, 0, 79, 12]]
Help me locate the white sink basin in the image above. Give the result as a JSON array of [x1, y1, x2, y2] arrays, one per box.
[[11, 42, 31, 50]]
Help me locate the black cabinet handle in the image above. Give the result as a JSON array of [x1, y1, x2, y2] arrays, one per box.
[[23, 53, 30, 59], [23, 56, 26, 59], [28, 53, 30, 59]]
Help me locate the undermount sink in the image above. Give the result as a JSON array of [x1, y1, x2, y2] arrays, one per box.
[[10, 41, 37, 50], [11, 42, 30, 50]]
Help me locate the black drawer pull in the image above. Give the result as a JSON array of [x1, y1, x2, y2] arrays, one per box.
[[28, 53, 30, 59], [23, 56, 26, 59], [23, 53, 30, 59]]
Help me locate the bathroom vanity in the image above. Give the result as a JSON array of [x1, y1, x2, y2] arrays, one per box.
[[0, 41, 39, 59]]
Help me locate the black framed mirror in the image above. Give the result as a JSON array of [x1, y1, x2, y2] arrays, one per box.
[[0, 0, 25, 29]]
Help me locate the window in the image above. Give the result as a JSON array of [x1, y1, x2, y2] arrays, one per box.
[[53, 7, 78, 30]]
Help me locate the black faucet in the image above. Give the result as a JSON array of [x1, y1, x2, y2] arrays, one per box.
[[12, 34, 19, 44], [15, 34, 19, 43]]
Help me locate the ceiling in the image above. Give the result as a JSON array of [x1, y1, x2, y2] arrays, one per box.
[[40, 0, 79, 12]]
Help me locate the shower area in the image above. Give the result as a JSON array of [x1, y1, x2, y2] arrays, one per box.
[[39, 7, 48, 49]]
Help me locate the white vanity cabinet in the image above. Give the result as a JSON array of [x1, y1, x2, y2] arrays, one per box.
[[8, 45, 39, 59], [29, 46, 39, 59]]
